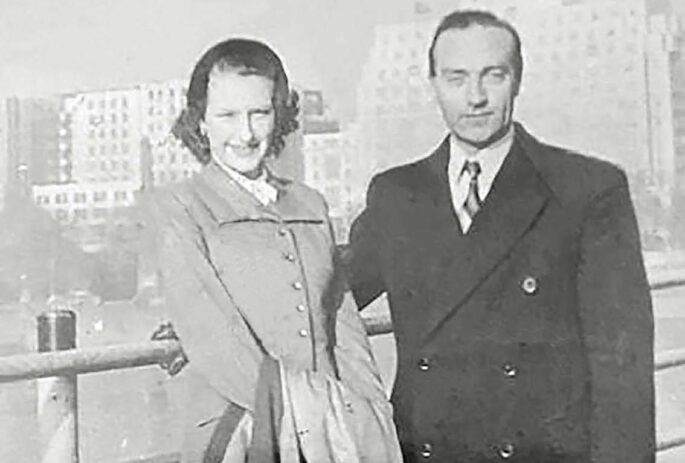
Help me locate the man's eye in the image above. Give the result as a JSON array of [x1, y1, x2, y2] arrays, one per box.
[[483, 70, 507, 84], [445, 75, 466, 85]]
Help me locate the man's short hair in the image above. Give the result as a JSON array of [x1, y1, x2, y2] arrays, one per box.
[[428, 10, 523, 87]]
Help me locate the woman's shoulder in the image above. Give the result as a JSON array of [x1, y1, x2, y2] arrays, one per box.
[[139, 179, 202, 228], [272, 175, 329, 213]]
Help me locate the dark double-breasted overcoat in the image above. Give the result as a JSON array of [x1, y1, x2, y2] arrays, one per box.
[[348, 123, 655, 463]]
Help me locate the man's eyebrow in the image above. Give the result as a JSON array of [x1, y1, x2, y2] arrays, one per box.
[[482, 65, 510, 73], [439, 68, 468, 75]]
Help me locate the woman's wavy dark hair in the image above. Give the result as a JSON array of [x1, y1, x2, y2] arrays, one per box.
[[172, 38, 300, 164]]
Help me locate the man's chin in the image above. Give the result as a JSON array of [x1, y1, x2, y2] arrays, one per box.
[[454, 125, 510, 150]]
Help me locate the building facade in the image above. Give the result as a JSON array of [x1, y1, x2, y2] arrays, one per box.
[[4, 96, 66, 195]]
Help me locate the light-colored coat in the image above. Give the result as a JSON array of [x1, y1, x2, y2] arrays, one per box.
[[145, 162, 399, 462]]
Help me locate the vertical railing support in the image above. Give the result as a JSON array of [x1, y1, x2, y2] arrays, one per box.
[[36, 309, 79, 463]]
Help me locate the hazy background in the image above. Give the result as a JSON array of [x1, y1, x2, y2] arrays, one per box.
[[0, 0, 424, 119]]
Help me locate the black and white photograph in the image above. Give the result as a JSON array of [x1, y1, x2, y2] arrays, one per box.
[[1, 0, 684, 462]]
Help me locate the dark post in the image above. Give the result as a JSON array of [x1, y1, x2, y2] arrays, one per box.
[[36, 309, 79, 463]]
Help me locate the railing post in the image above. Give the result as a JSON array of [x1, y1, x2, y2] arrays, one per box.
[[36, 309, 79, 463]]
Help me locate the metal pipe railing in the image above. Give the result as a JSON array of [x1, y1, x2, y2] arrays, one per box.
[[3, 325, 685, 383]]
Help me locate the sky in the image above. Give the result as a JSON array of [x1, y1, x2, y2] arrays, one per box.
[[0, 0, 415, 117]]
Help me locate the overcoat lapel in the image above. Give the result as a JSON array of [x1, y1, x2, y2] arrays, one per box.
[[419, 131, 551, 342]]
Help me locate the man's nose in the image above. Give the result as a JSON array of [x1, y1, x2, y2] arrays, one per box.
[[467, 79, 487, 107]]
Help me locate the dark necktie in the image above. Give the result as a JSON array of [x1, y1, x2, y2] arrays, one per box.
[[462, 160, 482, 220]]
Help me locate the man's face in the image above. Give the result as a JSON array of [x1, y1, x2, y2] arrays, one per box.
[[202, 70, 275, 177], [431, 25, 518, 151]]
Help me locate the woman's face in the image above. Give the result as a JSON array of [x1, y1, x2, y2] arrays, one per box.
[[202, 69, 276, 177]]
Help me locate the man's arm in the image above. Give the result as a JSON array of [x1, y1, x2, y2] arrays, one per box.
[[347, 175, 387, 309], [577, 171, 655, 463]]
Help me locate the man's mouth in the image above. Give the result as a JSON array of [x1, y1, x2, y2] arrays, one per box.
[[464, 112, 492, 119]]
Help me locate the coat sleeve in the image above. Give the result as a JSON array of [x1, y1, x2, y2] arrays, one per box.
[[347, 175, 387, 309], [144, 189, 263, 411], [576, 172, 655, 463]]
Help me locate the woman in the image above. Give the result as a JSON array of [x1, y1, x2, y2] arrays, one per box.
[[147, 38, 401, 463]]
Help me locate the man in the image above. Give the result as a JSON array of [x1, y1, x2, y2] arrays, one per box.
[[348, 10, 655, 463]]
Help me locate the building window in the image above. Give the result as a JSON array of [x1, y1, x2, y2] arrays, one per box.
[[122, 113, 129, 123], [122, 143, 129, 153], [114, 191, 128, 201], [55, 193, 68, 204], [74, 209, 88, 220], [110, 99, 117, 109], [93, 191, 108, 202], [122, 160, 130, 171], [148, 90, 154, 100], [111, 114, 117, 124], [55, 209, 68, 221], [74, 192, 87, 203]]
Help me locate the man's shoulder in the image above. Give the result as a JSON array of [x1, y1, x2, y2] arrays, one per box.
[[521, 130, 628, 201]]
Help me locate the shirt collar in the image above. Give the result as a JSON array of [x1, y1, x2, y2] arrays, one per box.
[[212, 159, 279, 206], [448, 124, 515, 191]]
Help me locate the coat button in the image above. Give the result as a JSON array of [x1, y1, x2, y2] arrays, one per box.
[[417, 357, 431, 371], [292, 281, 303, 290], [284, 252, 296, 262], [296, 304, 306, 312], [497, 442, 515, 459], [420, 442, 432, 458], [278, 227, 288, 237], [521, 276, 538, 295], [298, 329, 308, 338], [503, 363, 518, 378]]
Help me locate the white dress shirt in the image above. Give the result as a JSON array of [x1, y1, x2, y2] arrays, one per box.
[[214, 161, 279, 206], [447, 125, 515, 233]]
